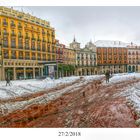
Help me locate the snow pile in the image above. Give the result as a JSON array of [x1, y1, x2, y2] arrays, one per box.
[[0, 76, 79, 99], [118, 81, 140, 127], [0, 75, 104, 100], [0, 75, 103, 115], [83, 75, 104, 81], [103, 73, 140, 85]]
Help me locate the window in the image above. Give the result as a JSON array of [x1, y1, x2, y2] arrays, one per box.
[[18, 38, 23, 49], [19, 51, 23, 59], [11, 38, 16, 48], [4, 50, 9, 58], [25, 52, 30, 59], [11, 51, 16, 59]]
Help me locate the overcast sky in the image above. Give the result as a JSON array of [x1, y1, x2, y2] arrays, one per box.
[[13, 6, 140, 47]]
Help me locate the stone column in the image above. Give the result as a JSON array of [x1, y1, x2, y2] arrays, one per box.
[[33, 67, 35, 79], [13, 67, 16, 80], [24, 67, 26, 79], [2, 67, 5, 80], [41, 67, 43, 77], [84, 69, 87, 76]]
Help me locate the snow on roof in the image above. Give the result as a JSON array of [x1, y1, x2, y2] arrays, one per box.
[[95, 40, 130, 48]]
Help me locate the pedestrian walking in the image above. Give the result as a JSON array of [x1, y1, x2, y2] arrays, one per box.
[[105, 70, 110, 83], [6, 76, 11, 86]]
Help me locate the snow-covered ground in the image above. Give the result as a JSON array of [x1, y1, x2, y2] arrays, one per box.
[[1, 73, 140, 119], [0, 75, 103, 100], [0, 76, 80, 99], [103, 73, 140, 84]]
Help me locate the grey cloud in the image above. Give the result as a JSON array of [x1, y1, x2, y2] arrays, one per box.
[[13, 6, 140, 46]]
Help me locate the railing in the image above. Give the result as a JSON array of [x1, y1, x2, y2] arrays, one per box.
[[32, 57, 36, 60], [11, 23, 16, 28], [31, 47, 36, 50], [37, 57, 41, 60], [18, 45, 23, 49], [42, 48, 46, 51], [3, 43, 8, 47], [11, 45, 16, 48], [4, 55, 9, 59], [11, 33, 16, 36], [37, 48, 41, 51], [11, 56, 16, 59], [19, 57, 23, 59], [3, 22, 8, 26], [3, 32, 9, 36], [25, 46, 30, 50]]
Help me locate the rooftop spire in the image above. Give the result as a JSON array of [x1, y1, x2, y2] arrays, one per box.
[[73, 35, 76, 42]]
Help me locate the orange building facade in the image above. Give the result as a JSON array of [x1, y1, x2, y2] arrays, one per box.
[[97, 47, 128, 74]]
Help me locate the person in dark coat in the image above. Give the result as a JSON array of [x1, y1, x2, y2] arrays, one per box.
[[6, 76, 11, 86], [105, 70, 110, 83]]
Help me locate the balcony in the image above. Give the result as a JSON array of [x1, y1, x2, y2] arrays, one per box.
[[3, 43, 8, 48], [42, 48, 46, 52], [3, 22, 8, 26], [37, 48, 41, 51], [11, 45, 16, 48], [11, 56, 16, 59], [32, 57, 36, 60], [19, 45, 23, 49], [31, 47, 36, 50], [11, 33, 16, 37], [4, 55, 9, 59], [11, 23, 16, 28], [19, 57, 23, 59], [38, 57, 41, 60], [3, 32, 9, 36], [25, 46, 30, 50]]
